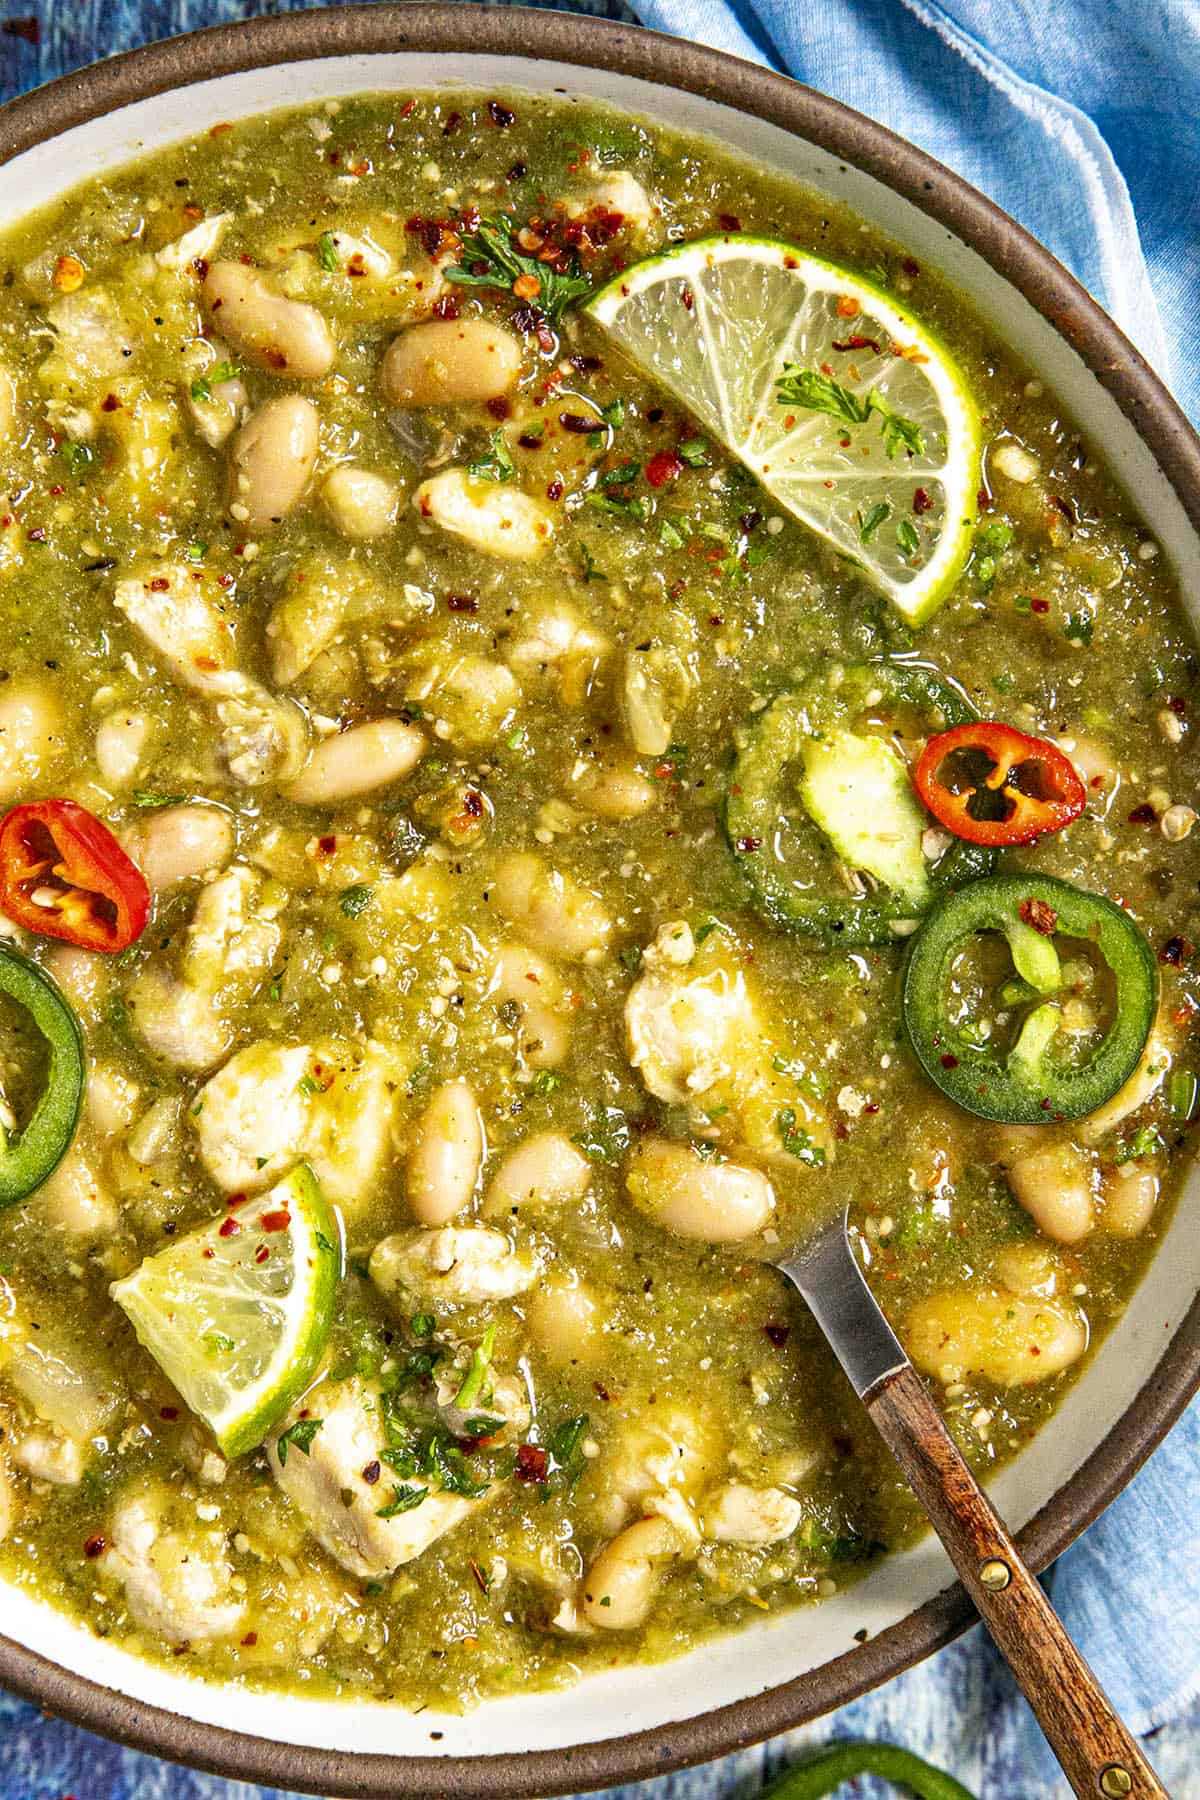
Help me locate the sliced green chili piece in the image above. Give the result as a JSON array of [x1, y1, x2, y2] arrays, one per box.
[[902, 873, 1157, 1123], [726, 659, 994, 947], [0, 944, 86, 1207], [762, 1739, 977, 1800]]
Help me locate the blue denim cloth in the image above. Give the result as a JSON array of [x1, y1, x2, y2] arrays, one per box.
[[1, 1, 1198, 1794]]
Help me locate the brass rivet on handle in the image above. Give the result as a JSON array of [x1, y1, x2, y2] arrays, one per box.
[[1099, 1767, 1133, 1798], [979, 1557, 1011, 1591]]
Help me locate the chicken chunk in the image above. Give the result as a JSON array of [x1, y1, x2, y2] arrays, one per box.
[[370, 1227, 539, 1308], [625, 922, 826, 1161], [11, 1425, 85, 1487], [268, 1378, 490, 1579], [194, 1037, 405, 1208], [103, 1483, 244, 1643], [127, 864, 285, 1070], [700, 1482, 803, 1545], [502, 600, 610, 707]]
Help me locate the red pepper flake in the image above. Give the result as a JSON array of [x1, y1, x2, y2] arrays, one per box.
[[1161, 936, 1195, 966], [27, 528, 45, 543], [83, 1534, 106, 1559], [507, 162, 527, 183], [209, 121, 234, 138], [255, 1245, 270, 1264], [48, 484, 64, 497], [240, 1631, 258, 1647], [261, 1209, 291, 1233], [680, 285, 695, 312], [202, 1247, 215, 1260], [1128, 802, 1158, 825], [101, 393, 121, 413], [149, 576, 170, 592], [1169, 696, 1189, 719], [734, 836, 761, 853], [832, 333, 882, 354], [901, 257, 920, 276], [446, 592, 478, 613], [718, 213, 742, 232], [316, 834, 338, 854], [940, 1052, 960, 1069], [836, 294, 861, 319], [913, 487, 933, 514], [442, 111, 462, 136], [1031, 597, 1051, 615], [546, 478, 564, 501], [218, 1216, 241, 1238], [645, 450, 683, 487], [559, 412, 598, 434], [486, 395, 512, 421], [764, 1322, 790, 1347], [160, 1405, 179, 1421], [517, 432, 542, 450], [361, 1460, 381, 1485], [487, 100, 516, 128], [515, 1443, 549, 1482], [431, 293, 460, 321]]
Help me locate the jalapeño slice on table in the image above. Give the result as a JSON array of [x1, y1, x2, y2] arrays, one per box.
[[0, 944, 85, 1208], [901, 873, 1157, 1124], [726, 659, 994, 947]]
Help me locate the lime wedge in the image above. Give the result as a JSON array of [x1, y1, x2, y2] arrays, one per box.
[[586, 236, 981, 624], [111, 1164, 338, 1458]]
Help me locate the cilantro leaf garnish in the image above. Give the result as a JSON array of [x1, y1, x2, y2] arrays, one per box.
[[444, 215, 591, 323], [468, 429, 516, 483], [276, 1417, 323, 1467], [775, 365, 925, 459]]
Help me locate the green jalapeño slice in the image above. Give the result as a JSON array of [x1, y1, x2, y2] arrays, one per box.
[[902, 873, 1157, 1123], [0, 944, 85, 1207]]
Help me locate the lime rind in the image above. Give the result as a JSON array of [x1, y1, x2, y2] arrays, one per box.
[[111, 1163, 338, 1458], [586, 234, 981, 625]]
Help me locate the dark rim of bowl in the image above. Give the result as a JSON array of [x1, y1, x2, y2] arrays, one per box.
[[0, 8, 1198, 1795]]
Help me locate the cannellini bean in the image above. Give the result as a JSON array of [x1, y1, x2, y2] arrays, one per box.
[[573, 757, 658, 820], [482, 1131, 591, 1220], [0, 363, 16, 441], [0, 679, 66, 801], [581, 1516, 678, 1630], [37, 1146, 118, 1237], [94, 708, 150, 789], [322, 465, 400, 539], [203, 261, 335, 378], [406, 1080, 485, 1227], [491, 852, 611, 960], [284, 718, 426, 806], [414, 469, 555, 560], [44, 941, 110, 1022], [227, 395, 320, 532], [907, 1287, 1088, 1386], [1102, 1164, 1160, 1236], [85, 1062, 139, 1140], [525, 1277, 606, 1368], [994, 1128, 1097, 1245], [370, 1226, 538, 1307], [993, 1240, 1060, 1298], [625, 1137, 774, 1243], [403, 653, 519, 750], [493, 941, 572, 1068], [381, 318, 521, 407], [123, 803, 234, 889], [1081, 1034, 1171, 1142]]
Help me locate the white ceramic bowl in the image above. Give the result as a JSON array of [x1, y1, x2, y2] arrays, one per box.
[[1, 10, 1197, 1794]]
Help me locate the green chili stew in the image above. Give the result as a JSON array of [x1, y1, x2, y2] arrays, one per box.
[[0, 90, 1194, 1711]]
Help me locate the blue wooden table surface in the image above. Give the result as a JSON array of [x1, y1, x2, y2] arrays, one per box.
[[2, 3, 1198, 1795]]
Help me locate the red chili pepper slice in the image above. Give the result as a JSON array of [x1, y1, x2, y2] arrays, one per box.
[[0, 800, 151, 953], [913, 723, 1086, 846]]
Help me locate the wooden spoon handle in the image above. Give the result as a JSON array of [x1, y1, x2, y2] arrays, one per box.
[[867, 1364, 1169, 1800]]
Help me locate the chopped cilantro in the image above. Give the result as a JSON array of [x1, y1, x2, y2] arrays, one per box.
[[444, 214, 590, 322], [775, 1107, 826, 1166], [376, 1483, 428, 1517], [339, 884, 374, 918], [774, 366, 924, 458], [276, 1418, 323, 1466], [468, 429, 516, 483], [858, 501, 891, 543], [677, 437, 709, 467], [316, 230, 340, 272], [896, 517, 920, 556]]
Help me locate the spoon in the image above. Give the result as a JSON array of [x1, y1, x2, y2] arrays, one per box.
[[777, 1210, 1169, 1800]]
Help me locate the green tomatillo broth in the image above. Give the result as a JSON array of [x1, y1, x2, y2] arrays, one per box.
[[0, 90, 1194, 1710]]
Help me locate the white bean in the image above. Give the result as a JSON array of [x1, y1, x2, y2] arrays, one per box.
[[907, 1287, 1088, 1386], [994, 1128, 1096, 1244], [0, 679, 66, 802], [94, 708, 150, 789], [85, 1062, 139, 1140], [1102, 1164, 1160, 1237], [625, 1137, 774, 1243], [204, 261, 335, 379], [122, 803, 234, 890], [525, 1278, 606, 1368], [37, 1147, 118, 1237], [573, 757, 658, 820], [581, 1517, 677, 1630], [482, 1131, 590, 1220], [406, 1081, 484, 1227], [490, 852, 611, 960], [322, 465, 399, 539], [284, 718, 426, 806], [414, 469, 555, 561], [227, 395, 320, 532], [44, 941, 109, 1022], [381, 318, 520, 407], [493, 941, 572, 1069]]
